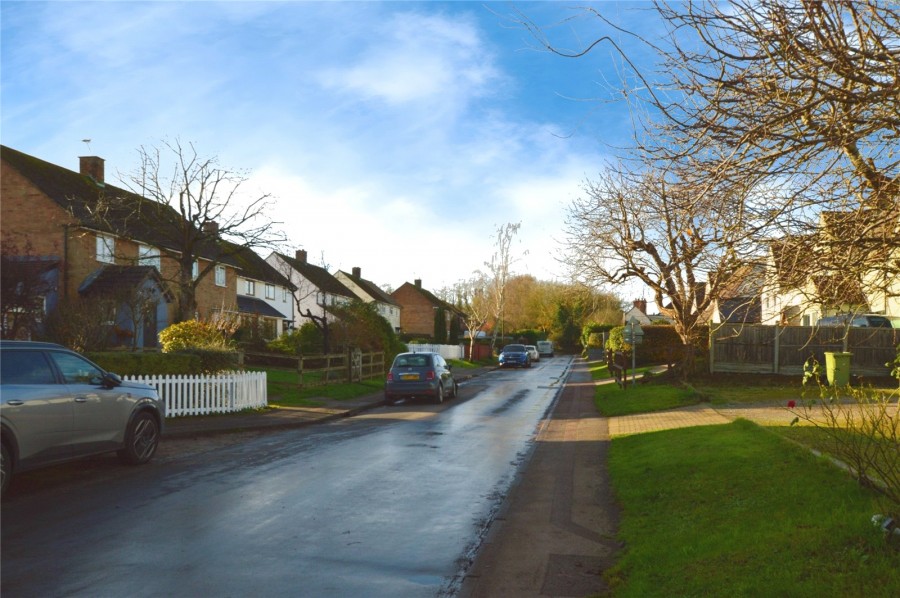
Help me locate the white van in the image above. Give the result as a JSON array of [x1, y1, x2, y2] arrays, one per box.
[[536, 340, 554, 358]]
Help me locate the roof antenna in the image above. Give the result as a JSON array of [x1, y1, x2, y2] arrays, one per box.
[[82, 139, 92, 153]]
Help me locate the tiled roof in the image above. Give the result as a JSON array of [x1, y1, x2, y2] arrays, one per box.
[[77, 265, 173, 301], [1, 145, 240, 268], [271, 252, 355, 299], [236, 295, 289, 319], [225, 242, 293, 288], [338, 271, 398, 306]]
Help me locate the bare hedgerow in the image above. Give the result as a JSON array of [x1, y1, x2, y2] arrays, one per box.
[[788, 359, 900, 522]]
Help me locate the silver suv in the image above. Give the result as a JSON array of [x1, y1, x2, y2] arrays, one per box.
[[0, 341, 165, 494]]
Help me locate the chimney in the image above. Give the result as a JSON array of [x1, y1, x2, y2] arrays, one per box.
[[633, 299, 647, 314], [295, 249, 307, 263], [352, 267, 361, 278], [414, 279, 422, 289], [202, 221, 219, 235], [79, 156, 105, 184]]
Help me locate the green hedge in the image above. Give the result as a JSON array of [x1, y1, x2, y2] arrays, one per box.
[[88, 349, 240, 375]]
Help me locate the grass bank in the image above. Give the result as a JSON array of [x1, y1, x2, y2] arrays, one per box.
[[607, 419, 900, 595]]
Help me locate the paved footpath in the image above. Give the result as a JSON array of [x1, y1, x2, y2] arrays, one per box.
[[459, 360, 621, 597]]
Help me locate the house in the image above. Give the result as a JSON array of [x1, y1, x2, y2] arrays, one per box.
[[335, 267, 402, 332], [391, 279, 463, 339], [266, 250, 356, 327], [705, 263, 765, 324], [760, 211, 899, 325], [0, 145, 271, 347], [227, 244, 294, 340], [622, 299, 672, 325]]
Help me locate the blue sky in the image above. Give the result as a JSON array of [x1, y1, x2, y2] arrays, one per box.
[[1, 1, 663, 298]]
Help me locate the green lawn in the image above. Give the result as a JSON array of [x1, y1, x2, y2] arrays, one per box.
[[252, 366, 384, 407], [607, 420, 900, 596]]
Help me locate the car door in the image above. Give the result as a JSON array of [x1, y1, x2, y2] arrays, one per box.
[[0, 349, 74, 467], [47, 350, 127, 455]]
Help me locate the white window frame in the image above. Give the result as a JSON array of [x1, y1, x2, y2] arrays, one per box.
[[138, 244, 161, 270], [96, 234, 115, 264], [245, 280, 256, 295], [215, 265, 226, 287], [265, 284, 275, 300], [192, 261, 200, 280]]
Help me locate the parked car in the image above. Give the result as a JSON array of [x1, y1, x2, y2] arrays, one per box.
[[498, 344, 531, 368], [0, 341, 165, 495], [817, 314, 893, 328], [385, 352, 458, 405], [525, 345, 540, 362], [536, 340, 554, 358]]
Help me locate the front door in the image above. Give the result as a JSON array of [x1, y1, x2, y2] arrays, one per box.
[[143, 307, 158, 348]]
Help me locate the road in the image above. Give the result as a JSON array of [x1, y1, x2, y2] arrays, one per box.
[[1, 357, 573, 597]]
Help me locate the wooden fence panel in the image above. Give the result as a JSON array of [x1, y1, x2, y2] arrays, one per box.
[[710, 325, 897, 377]]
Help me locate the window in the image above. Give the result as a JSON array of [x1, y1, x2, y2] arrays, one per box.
[[282, 288, 290, 302], [138, 244, 161, 270], [215, 265, 226, 287], [265, 284, 275, 299], [0, 350, 56, 385], [192, 261, 199, 280], [48, 351, 104, 385], [245, 280, 256, 295], [96, 234, 115, 264]]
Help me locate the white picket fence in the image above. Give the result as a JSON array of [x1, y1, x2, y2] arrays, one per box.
[[124, 371, 267, 418], [405, 343, 465, 360]]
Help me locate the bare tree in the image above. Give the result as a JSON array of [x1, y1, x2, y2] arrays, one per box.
[[115, 138, 285, 322], [454, 273, 494, 361], [485, 222, 525, 348], [519, 0, 899, 336], [565, 162, 768, 372]]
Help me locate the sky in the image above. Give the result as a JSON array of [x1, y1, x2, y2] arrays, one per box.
[[1, 1, 664, 301]]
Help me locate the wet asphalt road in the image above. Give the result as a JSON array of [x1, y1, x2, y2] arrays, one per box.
[[1, 357, 573, 597]]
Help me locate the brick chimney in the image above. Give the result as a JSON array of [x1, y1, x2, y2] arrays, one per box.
[[633, 299, 647, 314], [79, 156, 105, 184], [352, 267, 361, 278], [295, 249, 307, 263], [414, 279, 422, 289], [202, 221, 219, 235]]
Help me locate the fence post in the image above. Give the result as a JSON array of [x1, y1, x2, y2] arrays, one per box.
[[773, 325, 780, 374], [709, 327, 715, 374]]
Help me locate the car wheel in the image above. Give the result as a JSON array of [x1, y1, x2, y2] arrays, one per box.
[[435, 383, 444, 404], [450, 381, 458, 399], [1, 442, 11, 496], [118, 411, 160, 465]]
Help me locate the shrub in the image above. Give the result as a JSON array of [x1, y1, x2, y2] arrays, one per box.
[[88, 351, 201, 375], [158, 320, 233, 353]]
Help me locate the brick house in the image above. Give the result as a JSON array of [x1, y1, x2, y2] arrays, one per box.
[[0, 145, 242, 346], [391, 279, 463, 339], [335, 267, 401, 332]]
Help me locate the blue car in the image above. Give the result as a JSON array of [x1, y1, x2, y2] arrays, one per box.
[[498, 344, 531, 368]]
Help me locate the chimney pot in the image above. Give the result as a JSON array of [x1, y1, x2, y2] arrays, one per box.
[[202, 221, 219, 235], [295, 249, 307, 263], [79, 156, 105, 184], [414, 279, 422, 288], [633, 299, 647, 314], [352, 267, 361, 278]]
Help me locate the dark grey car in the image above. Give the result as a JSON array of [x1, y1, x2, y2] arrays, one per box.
[[0, 341, 165, 495], [384, 352, 458, 405]]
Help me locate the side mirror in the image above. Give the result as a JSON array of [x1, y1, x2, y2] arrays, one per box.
[[102, 372, 122, 389]]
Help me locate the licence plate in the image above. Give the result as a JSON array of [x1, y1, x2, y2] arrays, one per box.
[[400, 373, 420, 380]]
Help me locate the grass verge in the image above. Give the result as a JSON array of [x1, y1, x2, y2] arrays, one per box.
[[253, 366, 384, 407], [607, 419, 900, 596]]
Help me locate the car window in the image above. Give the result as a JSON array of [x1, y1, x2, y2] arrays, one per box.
[[0, 350, 57, 385], [48, 351, 105, 385], [395, 355, 430, 368], [503, 345, 525, 352]]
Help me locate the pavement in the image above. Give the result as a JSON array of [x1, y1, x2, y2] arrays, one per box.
[[161, 358, 800, 597]]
